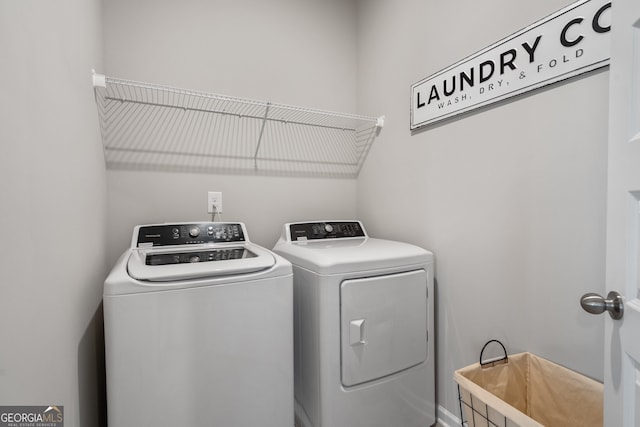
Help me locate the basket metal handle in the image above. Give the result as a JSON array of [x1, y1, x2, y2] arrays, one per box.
[[479, 339, 508, 368]]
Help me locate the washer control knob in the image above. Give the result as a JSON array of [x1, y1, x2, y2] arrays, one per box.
[[189, 227, 201, 238], [324, 224, 334, 233], [189, 255, 200, 263]]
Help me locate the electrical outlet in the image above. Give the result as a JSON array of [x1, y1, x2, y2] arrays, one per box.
[[208, 191, 223, 214]]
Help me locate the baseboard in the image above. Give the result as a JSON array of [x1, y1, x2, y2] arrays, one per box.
[[437, 404, 461, 427]]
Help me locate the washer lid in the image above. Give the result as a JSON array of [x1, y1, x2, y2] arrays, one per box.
[[127, 243, 276, 282]]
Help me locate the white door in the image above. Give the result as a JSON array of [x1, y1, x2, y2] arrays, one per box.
[[603, 0, 640, 424]]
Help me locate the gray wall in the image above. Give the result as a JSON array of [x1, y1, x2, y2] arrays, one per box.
[[0, 1, 107, 426], [103, 0, 361, 264], [355, 0, 608, 422]]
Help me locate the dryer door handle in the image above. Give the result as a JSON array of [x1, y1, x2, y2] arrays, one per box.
[[350, 319, 366, 345]]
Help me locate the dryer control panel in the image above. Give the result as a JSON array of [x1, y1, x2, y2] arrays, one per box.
[[288, 221, 366, 241], [136, 223, 246, 247]]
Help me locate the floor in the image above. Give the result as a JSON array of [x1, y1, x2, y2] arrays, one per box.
[[295, 420, 447, 427]]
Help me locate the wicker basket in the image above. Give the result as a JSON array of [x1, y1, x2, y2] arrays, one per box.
[[454, 340, 603, 427]]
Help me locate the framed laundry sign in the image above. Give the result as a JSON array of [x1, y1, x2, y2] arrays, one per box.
[[410, 0, 611, 130]]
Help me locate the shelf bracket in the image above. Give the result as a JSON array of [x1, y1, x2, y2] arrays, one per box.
[[92, 70, 106, 88], [254, 102, 271, 171]]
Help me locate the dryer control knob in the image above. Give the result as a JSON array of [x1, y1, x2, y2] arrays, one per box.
[[324, 224, 334, 233], [189, 227, 201, 238]]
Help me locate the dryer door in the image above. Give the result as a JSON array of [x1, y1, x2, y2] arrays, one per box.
[[340, 269, 428, 387]]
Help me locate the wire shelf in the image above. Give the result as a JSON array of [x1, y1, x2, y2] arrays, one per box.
[[92, 72, 384, 178]]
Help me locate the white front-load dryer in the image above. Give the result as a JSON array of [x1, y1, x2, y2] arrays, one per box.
[[104, 222, 293, 427], [273, 221, 435, 427]]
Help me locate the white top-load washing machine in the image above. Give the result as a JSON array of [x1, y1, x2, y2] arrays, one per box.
[[104, 222, 293, 427], [273, 220, 435, 427]]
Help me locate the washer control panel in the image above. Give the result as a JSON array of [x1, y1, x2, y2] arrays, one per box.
[[289, 221, 366, 241], [136, 223, 246, 247], [145, 247, 256, 265]]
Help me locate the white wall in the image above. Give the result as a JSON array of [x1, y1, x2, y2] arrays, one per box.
[[102, 0, 361, 263], [106, 171, 357, 264], [356, 0, 608, 422], [0, 1, 107, 426]]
